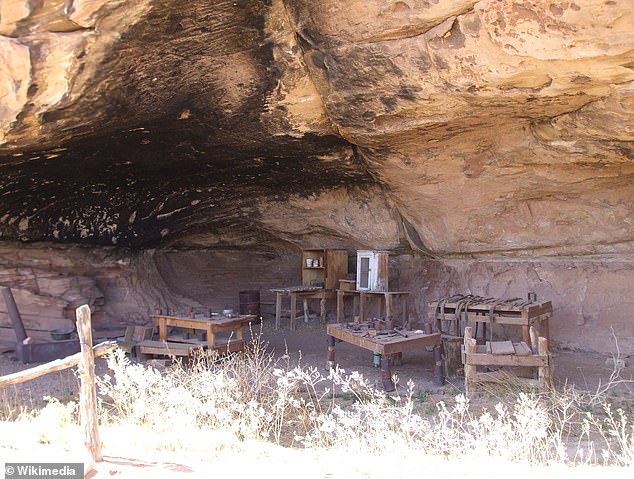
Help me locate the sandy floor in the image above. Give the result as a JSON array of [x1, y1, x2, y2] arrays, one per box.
[[1, 317, 633, 478], [1, 315, 632, 408]]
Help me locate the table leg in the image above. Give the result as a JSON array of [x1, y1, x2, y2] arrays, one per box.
[[403, 296, 409, 330], [206, 325, 215, 349], [275, 293, 282, 330], [360, 293, 367, 323], [380, 355, 395, 392], [540, 316, 550, 342], [320, 298, 326, 323], [327, 335, 336, 370], [433, 345, 445, 386], [303, 298, 310, 323], [158, 318, 167, 341], [337, 291, 344, 323], [290, 292, 297, 331], [235, 326, 244, 341]]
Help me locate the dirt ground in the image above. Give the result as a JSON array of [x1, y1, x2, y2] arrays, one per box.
[[1, 315, 632, 408], [1, 316, 633, 478]]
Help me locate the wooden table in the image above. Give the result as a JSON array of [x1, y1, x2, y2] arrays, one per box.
[[326, 322, 443, 391], [271, 286, 330, 330], [336, 290, 410, 329], [151, 314, 256, 350]]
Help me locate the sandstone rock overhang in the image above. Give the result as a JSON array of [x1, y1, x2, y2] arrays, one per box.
[[0, 0, 632, 257]]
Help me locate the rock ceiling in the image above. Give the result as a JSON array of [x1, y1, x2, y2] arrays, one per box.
[[0, 0, 632, 257]]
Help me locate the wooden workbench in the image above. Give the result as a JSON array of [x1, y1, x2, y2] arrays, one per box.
[[144, 314, 256, 357], [271, 285, 329, 330], [336, 290, 410, 329], [429, 294, 552, 345], [326, 322, 443, 391]]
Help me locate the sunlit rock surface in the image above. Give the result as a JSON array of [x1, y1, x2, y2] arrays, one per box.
[[0, 1, 632, 352]]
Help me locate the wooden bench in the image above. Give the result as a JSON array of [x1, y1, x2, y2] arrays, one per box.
[[117, 325, 154, 355], [136, 339, 245, 359]]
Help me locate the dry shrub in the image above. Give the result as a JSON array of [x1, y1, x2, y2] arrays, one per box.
[[95, 336, 633, 466]]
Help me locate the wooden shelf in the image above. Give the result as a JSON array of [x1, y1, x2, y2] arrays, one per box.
[[301, 249, 348, 290]]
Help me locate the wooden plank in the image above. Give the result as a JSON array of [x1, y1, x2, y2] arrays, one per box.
[[514, 341, 532, 356], [326, 250, 349, 290], [137, 339, 245, 356], [465, 353, 549, 367], [490, 341, 515, 355], [0, 341, 116, 387]]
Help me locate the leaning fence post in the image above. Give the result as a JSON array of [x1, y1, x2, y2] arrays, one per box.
[[76, 304, 102, 471]]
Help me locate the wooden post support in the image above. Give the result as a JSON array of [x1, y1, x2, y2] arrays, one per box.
[[290, 292, 297, 331], [327, 335, 335, 370], [303, 298, 310, 323], [463, 326, 477, 396], [76, 305, 102, 470], [433, 345, 445, 386], [538, 336, 551, 388], [320, 298, 326, 324], [1, 287, 28, 343], [275, 292, 282, 330], [380, 355, 395, 392], [336, 290, 344, 323]]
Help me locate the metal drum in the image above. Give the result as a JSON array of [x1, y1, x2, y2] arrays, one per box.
[[239, 290, 261, 322]]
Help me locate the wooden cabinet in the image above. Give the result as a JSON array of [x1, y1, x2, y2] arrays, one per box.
[[302, 249, 348, 290], [356, 250, 389, 291]]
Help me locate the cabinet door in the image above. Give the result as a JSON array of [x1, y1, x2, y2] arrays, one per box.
[[356, 252, 374, 291]]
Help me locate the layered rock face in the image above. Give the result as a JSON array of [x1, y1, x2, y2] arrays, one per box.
[[0, 1, 632, 352]]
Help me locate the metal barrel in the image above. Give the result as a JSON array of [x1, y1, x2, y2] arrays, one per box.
[[239, 290, 260, 318]]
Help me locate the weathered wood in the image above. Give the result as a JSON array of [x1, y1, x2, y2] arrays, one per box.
[[275, 292, 282, 330], [465, 352, 549, 367], [463, 327, 477, 396], [303, 298, 310, 323], [490, 340, 515, 355], [429, 299, 552, 314], [152, 314, 254, 348], [538, 336, 551, 388], [137, 339, 244, 356], [326, 323, 441, 356], [441, 336, 463, 377], [0, 341, 116, 387], [514, 341, 532, 356], [1, 287, 28, 342], [76, 305, 102, 469]]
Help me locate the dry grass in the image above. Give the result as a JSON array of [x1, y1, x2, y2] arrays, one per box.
[[93, 336, 633, 467], [1, 334, 632, 473]]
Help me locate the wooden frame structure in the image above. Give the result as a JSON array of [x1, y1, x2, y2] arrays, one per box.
[[336, 290, 410, 328], [142, 313, 256, 357], [463, 326, 551, 395]]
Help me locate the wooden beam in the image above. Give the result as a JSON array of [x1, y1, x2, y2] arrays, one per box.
[[0, 341, 116, 387]]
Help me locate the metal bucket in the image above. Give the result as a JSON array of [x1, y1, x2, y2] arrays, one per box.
[[239, 290, 260, 321]]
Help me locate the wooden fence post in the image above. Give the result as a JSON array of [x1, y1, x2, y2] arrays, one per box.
[[463, 326, 477, 396], [76, 305, 102, 471]]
